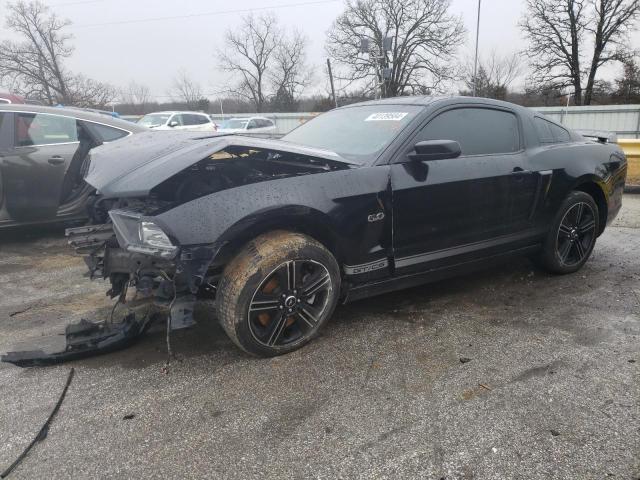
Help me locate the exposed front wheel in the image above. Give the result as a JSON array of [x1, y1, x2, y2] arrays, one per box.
[[216, 231, 341, 357], [536, 191, 599, 274]]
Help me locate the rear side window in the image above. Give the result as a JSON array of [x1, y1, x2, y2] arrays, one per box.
[[535, 117, 571, 144], [15, 113, 78, 146], [534, 118, 554, 143], [548, 122, 571, 142], [85, 122, 129, 142], [418, 107, 520, 156]]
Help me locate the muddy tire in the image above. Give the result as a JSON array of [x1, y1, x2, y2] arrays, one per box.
[[535, 191, 599, 274], [216, 231, 341, 357]]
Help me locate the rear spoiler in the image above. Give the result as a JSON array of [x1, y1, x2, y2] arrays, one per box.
[[577, 129, 617, 144]]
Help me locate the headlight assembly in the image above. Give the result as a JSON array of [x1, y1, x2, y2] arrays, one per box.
[[109, 210, 178, 259]]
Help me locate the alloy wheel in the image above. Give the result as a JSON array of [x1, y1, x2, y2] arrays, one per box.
[[555, 202, 597, 267], [248, 260, 332, 348]]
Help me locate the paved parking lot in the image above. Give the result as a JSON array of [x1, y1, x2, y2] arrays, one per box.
[[0, 196, 638, 479]]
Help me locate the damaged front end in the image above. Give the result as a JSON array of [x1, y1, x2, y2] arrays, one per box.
[[2, 212, 220, 367], [68, 208, 222, 328], [2, 131, 355, 366]]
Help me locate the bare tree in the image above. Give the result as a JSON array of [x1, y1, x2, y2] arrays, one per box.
[[461, 51, 523, 99], [584, 0, 640, 104], [121, 81, 151, 107], [217, 13, 280, 112], [521, 0, 639, 105], [613, 56, 640, 103], [68, 75, 117, 108], [169, 69, 204, 108], [0, 1, 72, 103], [0, 0, 116, 107], [326, 0, 465, 98], [270, 30, 312, 111]]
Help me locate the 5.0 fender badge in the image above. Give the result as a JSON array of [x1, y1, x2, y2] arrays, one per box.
[[367, 212, 385, 223]]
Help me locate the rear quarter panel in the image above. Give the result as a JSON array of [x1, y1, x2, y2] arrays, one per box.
[[529, 140, 626, 230]]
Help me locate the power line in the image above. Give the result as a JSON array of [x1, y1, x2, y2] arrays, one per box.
[[47, 0, 107, 6], [71, 0, 340, 29]]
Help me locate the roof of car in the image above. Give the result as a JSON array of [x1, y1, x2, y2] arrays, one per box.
[[223, 116, 272, 121], [0, 92, 26, 103], [144, 111, 210, 116], [344, 95, 531, 113], [0, 104, 147, 132]]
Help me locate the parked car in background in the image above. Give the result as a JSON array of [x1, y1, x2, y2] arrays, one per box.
[[0, 93, 44, 105], [0, 104, 146, 229], [68, 96, 626, 357], [0, 93, 26, 104], [217, 116, 277, 134], [137, 111, 216, 132]]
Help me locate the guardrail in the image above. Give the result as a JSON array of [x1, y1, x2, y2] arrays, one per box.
[[619, 139, 640, 188]]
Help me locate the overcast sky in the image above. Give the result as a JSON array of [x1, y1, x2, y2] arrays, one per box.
[[0, 0, 638, 101]]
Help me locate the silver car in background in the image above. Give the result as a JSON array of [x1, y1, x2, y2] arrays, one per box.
[[137, 111, 217, 132], [217, 116, 277, 134]]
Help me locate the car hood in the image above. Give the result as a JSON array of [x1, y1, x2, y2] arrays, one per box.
[[84, 130, 357, 198]]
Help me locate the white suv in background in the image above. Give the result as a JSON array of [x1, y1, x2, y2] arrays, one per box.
[[217, 116, 277, 134], [137, 111, 216, 132]]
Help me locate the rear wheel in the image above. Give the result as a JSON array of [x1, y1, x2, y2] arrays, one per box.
[[216, 231, 340, 357], [536, 191, 599, 274]]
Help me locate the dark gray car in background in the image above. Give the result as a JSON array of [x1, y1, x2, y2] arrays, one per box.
[[0, 105, 146, 229]]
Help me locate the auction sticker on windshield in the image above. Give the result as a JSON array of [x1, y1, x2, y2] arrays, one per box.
[[365, 112, 409, 121]]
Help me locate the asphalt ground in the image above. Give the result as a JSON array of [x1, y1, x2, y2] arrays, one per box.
[[0, 195, 638, 479]]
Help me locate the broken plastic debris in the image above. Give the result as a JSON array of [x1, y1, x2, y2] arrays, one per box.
[[1, 314, 153, 367]]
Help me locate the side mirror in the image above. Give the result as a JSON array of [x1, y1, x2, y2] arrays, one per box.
[[408, 140, 462, 161], [168, 121, 179, 127]]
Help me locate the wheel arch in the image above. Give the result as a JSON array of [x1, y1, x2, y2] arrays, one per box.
[[571, 177, 608, 235], [212, 205, 346, 270]]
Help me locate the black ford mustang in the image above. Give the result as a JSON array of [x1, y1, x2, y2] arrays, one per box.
[[67, 96, 627, 357]]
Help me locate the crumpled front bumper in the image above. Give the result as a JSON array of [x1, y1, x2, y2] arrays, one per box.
[[66, 217, 222, 330], [1, 314, 153, 367]]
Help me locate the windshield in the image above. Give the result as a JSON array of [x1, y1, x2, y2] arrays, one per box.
[[138, 114, 171, 127], [282, 105, 421, 164], [220, 119, 248, 129]]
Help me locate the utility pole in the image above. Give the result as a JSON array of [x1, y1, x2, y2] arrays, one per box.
[[472, 0, 481, 97], [327, 58, 338, 108]]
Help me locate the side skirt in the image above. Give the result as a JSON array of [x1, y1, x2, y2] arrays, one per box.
[[343, 244, 541, 303]]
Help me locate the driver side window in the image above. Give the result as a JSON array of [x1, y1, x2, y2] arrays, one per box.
[[415, 107, 520, 157]]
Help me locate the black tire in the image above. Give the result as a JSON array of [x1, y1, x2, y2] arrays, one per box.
[[536, 191, 599, 274], [216, 230, 341, 357]]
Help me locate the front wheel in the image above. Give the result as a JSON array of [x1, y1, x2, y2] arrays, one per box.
[[536, 191, 599, 274], [216, 231, 341, 357]]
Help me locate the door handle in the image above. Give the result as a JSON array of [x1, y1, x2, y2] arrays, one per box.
[[512, 167, 532, 174], [48, 156, 65, 165]]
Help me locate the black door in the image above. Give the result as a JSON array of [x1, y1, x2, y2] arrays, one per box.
[[391, 105, 539, 275], [0, 111, 81, 221]]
